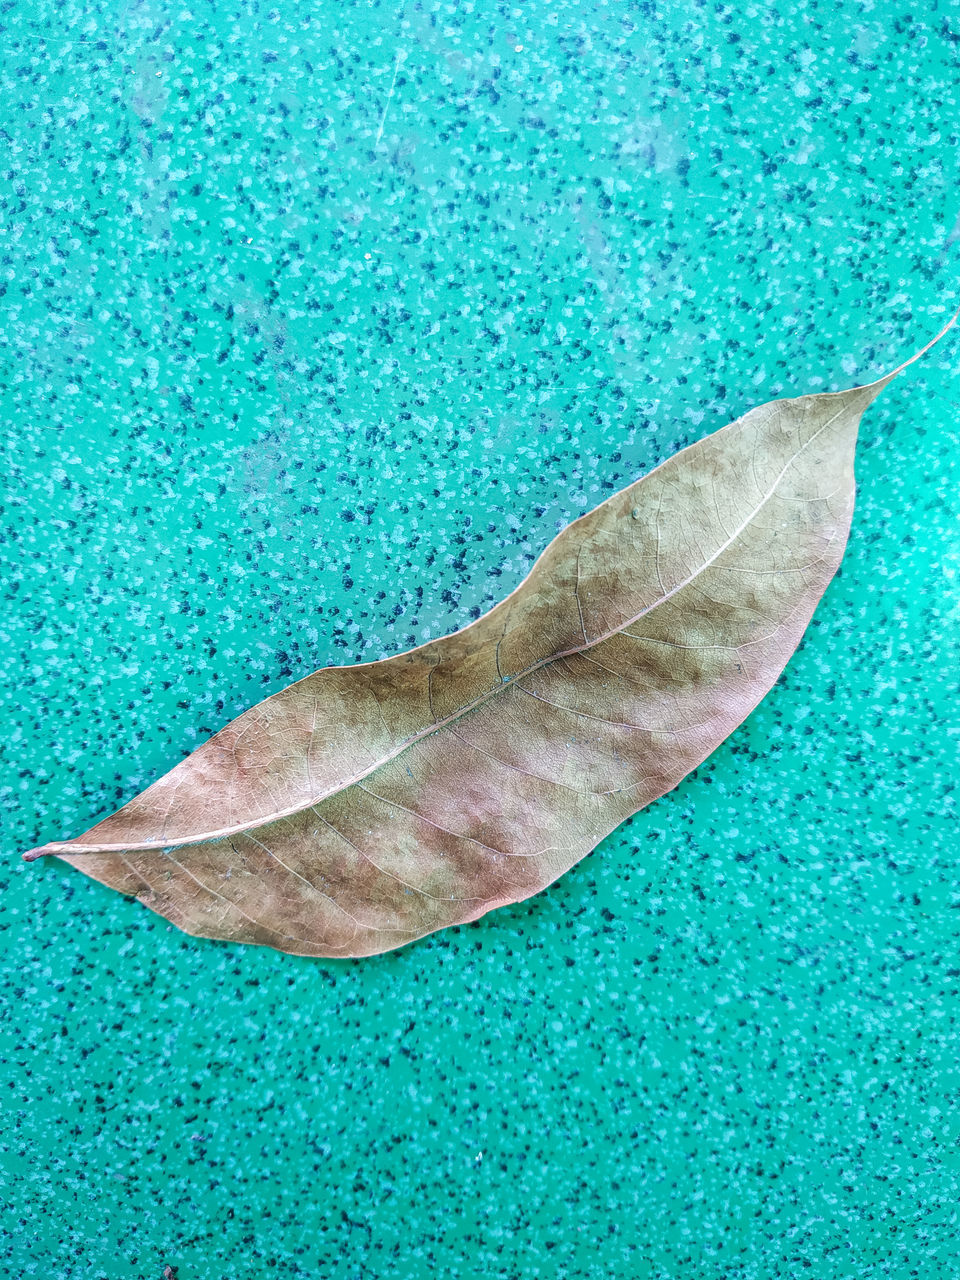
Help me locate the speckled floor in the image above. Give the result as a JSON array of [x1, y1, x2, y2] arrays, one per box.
[[3, 0, 960, 1276]]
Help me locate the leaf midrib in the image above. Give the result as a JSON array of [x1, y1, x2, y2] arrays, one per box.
[[43, 390, 866, 857]]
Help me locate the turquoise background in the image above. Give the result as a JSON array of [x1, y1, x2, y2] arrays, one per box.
[[2, 0, 960, 1275]]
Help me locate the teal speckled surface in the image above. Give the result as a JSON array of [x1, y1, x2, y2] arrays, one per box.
[[3, 0, 960, 1276]]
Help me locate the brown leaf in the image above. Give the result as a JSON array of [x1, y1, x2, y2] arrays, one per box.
[[24, 324, 953, 956]]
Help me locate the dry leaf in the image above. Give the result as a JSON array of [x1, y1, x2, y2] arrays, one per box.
[[25, 324, 953, 957]]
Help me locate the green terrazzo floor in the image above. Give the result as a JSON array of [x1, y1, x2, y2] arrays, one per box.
[[3, 0, 960, 1276]]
